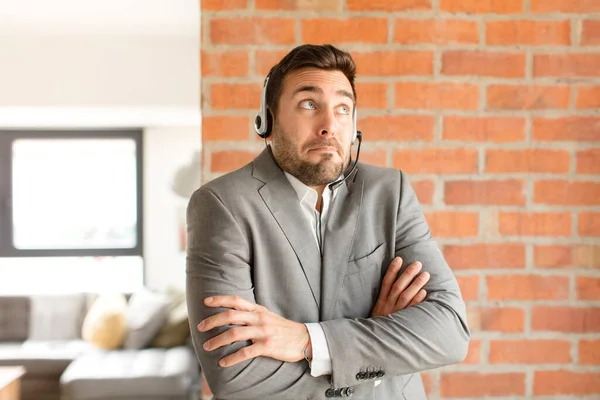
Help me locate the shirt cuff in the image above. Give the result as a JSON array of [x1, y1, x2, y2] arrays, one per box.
[[304, 323, 332, 377]]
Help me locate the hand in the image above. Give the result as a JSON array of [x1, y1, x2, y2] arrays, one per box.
[[371, 257, 430, 317], [197, 296, 309, 368]]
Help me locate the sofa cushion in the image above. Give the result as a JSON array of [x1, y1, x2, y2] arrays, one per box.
[[0, 296, 30, 341], [0, 340, 92, 377], [29, 294, 87, 341], [123, 289, 169, 350], [60, 346, 198, 399]]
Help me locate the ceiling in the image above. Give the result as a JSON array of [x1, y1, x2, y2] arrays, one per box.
[[0, 0, 199, 36]]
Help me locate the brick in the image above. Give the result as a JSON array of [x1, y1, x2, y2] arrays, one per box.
[[534, 371, 600, 396], [201, 50, 249, 77], [499, 212, 571, 237], [424, 211, 479, 238], [580, 212, 600, 236], [394, 148, 478, 174], [354, 51, 433, 77], [486, 20, 571, 45], [462, 339, 481, 364], [347, 0, 431, 11], [254, 50, 287, 76], [456, 275, 479, 301], [490, 340, 572, 364], [534, 245, 572, 268], [534, 54, 600, 78], [580, 340, 600, 365], [421, 372, 434, 397], [202, 116, 250, 141], [487, 275, 570, 301], [531, 0, 600, 13], [441, 372, 525, 397], [443, 116, 525, 142], [576, 86, 600, 109], [359, 149, 387, 168], [533, 117, 600, 142], [535, 181, 600, 206], [532, 307, 600, 332], [445, 180, 525, 205], [487, 85, 570, 110], [210, 83, 261, 110], [256, 0, 340, 10], [537, 245, 600, 269], [476, 307, 525, 332], [395, 82, 479, 110], [210, 18, 295, 45], [302, 18, 388, 44], [486, 149, 570, 173], [441, 0, 523, 13], [394, 19, 478, 45], [202, 0, 247, 10], [577, 277, 600, 300], [577, 149, 600, 174], [358, 116, 434, 141], [411, 180, 435, 204], [354, 83, 388, 110], [442, 51, 525, 78], [574, 246, 600, 268], [582, 20, 600, 45], [211, 150, 258, 173], [445, 243, 526, 270]]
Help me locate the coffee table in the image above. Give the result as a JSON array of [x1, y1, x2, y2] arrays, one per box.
[[0, 366, 26, 400]]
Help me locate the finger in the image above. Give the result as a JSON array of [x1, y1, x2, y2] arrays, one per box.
[[198, 309, 259, 332], [395, 271, 430, 310], [205, 296, 266, 312], [218, 342, 264, 368], [203, 326, 263, 351], [377, 257, 403, 301], [389, 261, 422, 301], [408, 289, 427, 307]]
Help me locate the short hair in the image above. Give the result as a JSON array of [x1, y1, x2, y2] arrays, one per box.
[[265, 44, 357, 116]]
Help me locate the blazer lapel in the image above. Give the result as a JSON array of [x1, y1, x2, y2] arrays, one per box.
[[320, 177, 364, 321], [254, 150, 322, 310]]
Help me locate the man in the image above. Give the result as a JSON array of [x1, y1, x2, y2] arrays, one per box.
[[186, 44, 469, 400]]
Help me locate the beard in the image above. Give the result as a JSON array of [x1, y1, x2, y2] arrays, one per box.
[[270, 124, 350, 187]]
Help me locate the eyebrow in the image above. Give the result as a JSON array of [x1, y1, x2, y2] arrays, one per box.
[[292, 85, 355, 103]]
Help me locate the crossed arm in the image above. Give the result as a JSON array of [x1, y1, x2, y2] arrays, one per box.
[[186, 173, 469, 398]]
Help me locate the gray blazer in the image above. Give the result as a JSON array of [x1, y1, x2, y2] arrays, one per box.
[[186, 149, 470, 400]]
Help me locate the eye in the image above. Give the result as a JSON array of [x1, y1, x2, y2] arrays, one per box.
[[299, 100, 316, 110], [337, 105, 351, 115]]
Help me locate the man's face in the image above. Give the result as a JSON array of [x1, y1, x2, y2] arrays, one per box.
[[269, 68, 354, 187]]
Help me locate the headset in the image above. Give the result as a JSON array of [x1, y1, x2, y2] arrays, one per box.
[[254, 74, 363, 188], [254, 75, 361, 145]]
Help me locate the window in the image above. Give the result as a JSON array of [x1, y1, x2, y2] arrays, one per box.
[[0, 129, 143, 258]]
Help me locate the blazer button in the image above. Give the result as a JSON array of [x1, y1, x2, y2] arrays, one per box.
[[325, 389, 335, 398], [368, 372, 377, 379], [376, 371, 385, 378], [356, 372, 364, 380], [346, 387, 355, 397], [334, 389, 342, 397]]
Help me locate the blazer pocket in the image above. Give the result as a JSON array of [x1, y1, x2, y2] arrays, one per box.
[[346, 241, 387, 277]]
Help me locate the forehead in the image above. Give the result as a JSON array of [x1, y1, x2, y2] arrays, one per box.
[[281, 68, 353, 98]]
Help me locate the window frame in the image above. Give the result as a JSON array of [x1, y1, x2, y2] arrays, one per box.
[[0, 129, 144, 258]]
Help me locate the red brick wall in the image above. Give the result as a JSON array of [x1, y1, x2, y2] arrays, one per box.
[[200, 0, 600, 398]]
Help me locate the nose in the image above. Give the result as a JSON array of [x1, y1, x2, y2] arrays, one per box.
[[318, 109, 337, 137]]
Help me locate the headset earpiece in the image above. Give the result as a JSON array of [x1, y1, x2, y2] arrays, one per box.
[[254, 76, 272, 138]]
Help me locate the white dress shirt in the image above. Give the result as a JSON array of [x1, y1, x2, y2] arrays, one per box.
[[284, 172, 382, 386]]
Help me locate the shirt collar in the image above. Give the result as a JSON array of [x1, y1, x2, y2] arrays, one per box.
[[284, 172, 342, 205]]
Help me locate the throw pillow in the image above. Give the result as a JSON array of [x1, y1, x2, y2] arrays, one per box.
[[150, 293, 190, 348], [123, 289, 169, 349], [81, 293, 127, 349]]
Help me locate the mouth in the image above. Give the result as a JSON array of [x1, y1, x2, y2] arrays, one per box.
[[309, 146, 337, 153]]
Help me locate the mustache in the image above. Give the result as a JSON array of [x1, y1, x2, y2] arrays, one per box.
[[305, 139, 343, 152]]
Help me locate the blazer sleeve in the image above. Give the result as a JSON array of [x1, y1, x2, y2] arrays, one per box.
[[319, 170, 471, 389], [185, 187, 332, 399]]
